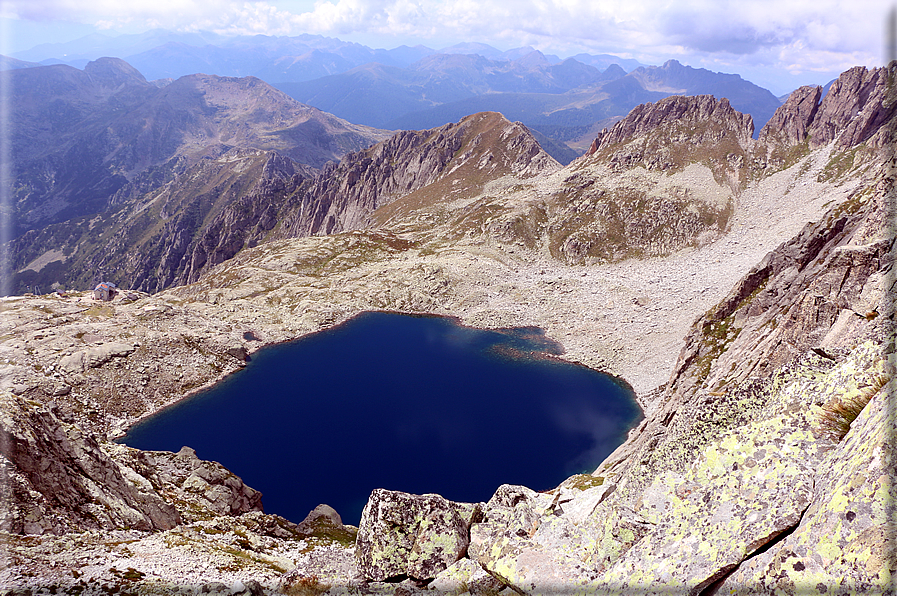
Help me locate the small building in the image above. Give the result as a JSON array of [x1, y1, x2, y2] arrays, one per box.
[[93, 282, 117, 301]]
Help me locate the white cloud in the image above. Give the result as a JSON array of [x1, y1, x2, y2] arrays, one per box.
[[5, 0, 893, 87]]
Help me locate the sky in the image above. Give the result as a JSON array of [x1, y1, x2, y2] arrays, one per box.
[[0, 0, 895, 94]]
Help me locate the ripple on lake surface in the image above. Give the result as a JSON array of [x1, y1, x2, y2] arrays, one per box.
[[120, 311, 642, 525]]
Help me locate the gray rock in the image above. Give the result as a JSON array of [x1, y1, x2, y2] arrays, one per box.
[[430, 558, 504, 595], [0, 390, 180, 534], [356, 489, 472, 581], [758, 85, 821, 146], [226, 345, 249, 362], [59, 342, 136, 374]]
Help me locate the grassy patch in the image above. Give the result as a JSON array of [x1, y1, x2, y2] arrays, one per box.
[[819, 374, 889, 440], [694, 314, 742, 381], [818, 146, 860, 182], [559, 474, 605, 491]]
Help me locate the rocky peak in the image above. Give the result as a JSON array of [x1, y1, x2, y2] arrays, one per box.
[[276, 111, 560, 238], [808, 62, 897, 148], [83, 56, 148, 89], [757, 84, 821, 147], [589, 95, 754, 154], [584, 95, 753, 186], [759, 62, 897, 151]]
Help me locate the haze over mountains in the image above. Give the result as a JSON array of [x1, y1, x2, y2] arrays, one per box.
[[4, 29, 783, 160]]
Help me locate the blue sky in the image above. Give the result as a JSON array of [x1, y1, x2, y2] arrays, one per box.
[[1, 0, 894, 94]]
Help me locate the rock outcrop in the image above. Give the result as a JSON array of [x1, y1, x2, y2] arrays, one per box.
[[355, 489, 477, 581], [0, 391, 180, 534]]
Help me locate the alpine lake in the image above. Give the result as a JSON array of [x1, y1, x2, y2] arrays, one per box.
[[119, 311, 642, 525]]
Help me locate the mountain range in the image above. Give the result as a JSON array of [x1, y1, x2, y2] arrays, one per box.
[[5, 56, 392, 293], [4, 30, 782, 160], [5, 48, 787, 295], [9, 29, 644, 80], [0, 60, 893, 592]]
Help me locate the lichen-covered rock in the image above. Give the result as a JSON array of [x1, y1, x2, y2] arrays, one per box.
[[430, 557, 505, 595], [716, 345, 896, 595], [356, 489, 474, 581], [590, 341, 894, 595], [468, 484, 627, 594]]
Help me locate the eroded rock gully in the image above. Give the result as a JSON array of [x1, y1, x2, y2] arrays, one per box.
[[0, 62, 895, 594]]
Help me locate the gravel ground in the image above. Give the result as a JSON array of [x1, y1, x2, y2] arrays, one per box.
[[430, 144, 867, 408]]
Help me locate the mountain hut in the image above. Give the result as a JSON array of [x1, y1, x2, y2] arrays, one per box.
[[93, 282, 118, 301]]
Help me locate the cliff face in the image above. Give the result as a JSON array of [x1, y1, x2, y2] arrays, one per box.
[[272, 111, 560, 239], [754, 63, 897, 171]]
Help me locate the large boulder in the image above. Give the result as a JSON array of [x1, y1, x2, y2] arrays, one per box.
[[468, 482, 647, 594], [355, 489, 478, 581]]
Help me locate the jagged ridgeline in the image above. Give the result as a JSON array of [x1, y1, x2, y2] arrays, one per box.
[[0, 61, 894, 593]]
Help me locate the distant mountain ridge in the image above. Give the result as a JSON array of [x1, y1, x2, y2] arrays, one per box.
[[7, 30, 782, 163], [5, 56, 389, 240], [9, 30, 644, 83]]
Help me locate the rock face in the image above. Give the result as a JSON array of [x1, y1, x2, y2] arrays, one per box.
[[0, 390, 268, 536], [275, 111, 560, 239], [0, 390, 180, 534], [355, 489, 475, 581], [756, 63, 896, 162], [757, 85, 821, 147], [807, 63, 897, 149]]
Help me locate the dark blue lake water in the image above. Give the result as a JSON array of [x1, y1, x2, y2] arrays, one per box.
[[119, 312, 641, 525]]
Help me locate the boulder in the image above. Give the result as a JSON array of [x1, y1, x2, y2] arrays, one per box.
[[355, 489, 474, 581], [468, 484, 635, 594], [430, 557, 505, 595]]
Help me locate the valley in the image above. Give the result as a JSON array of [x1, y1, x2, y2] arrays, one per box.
[[0, 57, 894, 594]]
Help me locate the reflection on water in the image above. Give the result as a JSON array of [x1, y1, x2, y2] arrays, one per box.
[[119, 311, 642, 525]]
